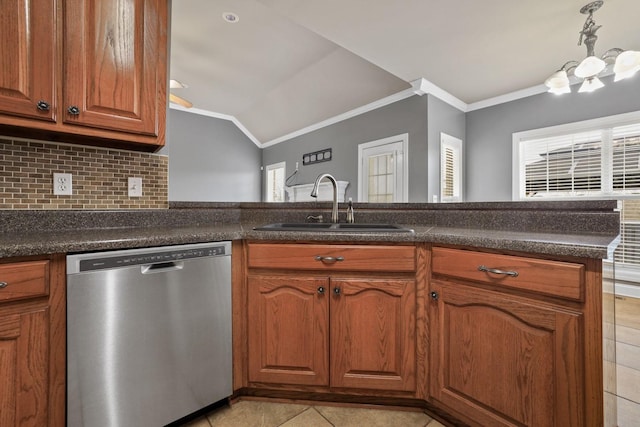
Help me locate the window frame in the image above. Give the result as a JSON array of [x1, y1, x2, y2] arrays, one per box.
[[357, 133, 409, 203], [440, 133, 463, 203], [512, 110, 640, 201], [265, 161, 286, 202]]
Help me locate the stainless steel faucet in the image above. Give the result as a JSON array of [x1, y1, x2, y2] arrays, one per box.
[[310, 173, 339, 223]]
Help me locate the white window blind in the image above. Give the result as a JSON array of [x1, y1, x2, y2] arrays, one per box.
[[612, 124, 640, 193], [440, 133, 462, 202], [522, 130, 602, 197]]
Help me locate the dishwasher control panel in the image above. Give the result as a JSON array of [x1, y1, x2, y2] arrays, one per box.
[[68, 242, 231, 273]]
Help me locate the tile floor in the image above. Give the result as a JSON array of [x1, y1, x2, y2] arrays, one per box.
[[181, 400, 446, 427]]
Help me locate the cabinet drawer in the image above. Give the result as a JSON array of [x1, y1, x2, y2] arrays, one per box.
[[248, 243, 416, 272], [432, 247, 584, 301], [0, 260, 50, 303]]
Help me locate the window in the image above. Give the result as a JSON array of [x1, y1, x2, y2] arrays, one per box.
[[440, 133, 462, 202], [513, 111, 640, 272], [357, 134, 408, 203], [265, 162, 286, 202]]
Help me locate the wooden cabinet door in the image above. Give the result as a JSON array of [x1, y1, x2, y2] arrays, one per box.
[[0, 0, 56, 122], [63, 0, 166, 136], [0, 308, 49, 427], [429, 280, 583, 427], [330, 277, 416, 392], [247, 275, 330, 386]]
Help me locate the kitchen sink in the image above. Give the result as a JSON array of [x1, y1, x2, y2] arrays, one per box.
[[253, 223, 414, 233]]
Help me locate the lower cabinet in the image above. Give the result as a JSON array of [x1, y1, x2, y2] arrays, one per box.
[[238, 242, 602, 426], [429, 280, 583, 426], [245, 243, 419, 395], [248, 276, 330, 386], [429, 246, 600, 427], [0, 255, 66, 427]]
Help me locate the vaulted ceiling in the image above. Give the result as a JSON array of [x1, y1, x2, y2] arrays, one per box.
[[169, 0, 640, 145]]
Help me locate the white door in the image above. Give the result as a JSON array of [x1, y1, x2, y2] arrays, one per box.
[[358, 134, 408, 202]]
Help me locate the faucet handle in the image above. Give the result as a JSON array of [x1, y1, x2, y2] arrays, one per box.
[[306, 214, 324, 223], [346, 198, 355, 223]]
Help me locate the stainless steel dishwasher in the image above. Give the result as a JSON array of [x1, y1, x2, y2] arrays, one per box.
[[66, 242, 232, 427]]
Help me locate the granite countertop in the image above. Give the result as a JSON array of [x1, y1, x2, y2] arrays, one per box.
[[0, 201, 621, 259]]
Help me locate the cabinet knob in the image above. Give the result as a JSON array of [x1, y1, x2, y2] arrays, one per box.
[[317, 286, 325, 294], [333, 287, 341, 295], [67, 106, 81, 115], [36, 100, 50, 111], [430, 291, 438, 300], [0, 282, 7, 289]]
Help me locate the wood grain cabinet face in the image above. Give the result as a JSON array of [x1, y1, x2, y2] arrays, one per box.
[[0, 256, 66, 427], [246, 243, 418, 394], [429, 281, 583, 427], [247, 276, 330, 386], [0, 0, 56, 122], [330, 277, 416, 392], [64, 0, 165, 137], [0, 309, 49, 427]]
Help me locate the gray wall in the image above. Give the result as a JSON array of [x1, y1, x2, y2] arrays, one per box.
[[163, 109, 262, 201], [466, 75, 640, 201], [427, 95, 466, 201], [262, 95, 430, 202]]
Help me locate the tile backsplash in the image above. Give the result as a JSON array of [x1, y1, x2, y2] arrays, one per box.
[[0, 138, 168, 209]]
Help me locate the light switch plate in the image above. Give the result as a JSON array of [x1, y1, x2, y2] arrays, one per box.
[[128, 177, 143, 197], [53, 173, 72, 195]]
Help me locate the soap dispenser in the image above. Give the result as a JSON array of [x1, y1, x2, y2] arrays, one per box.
[[346, 197, 355, 223]]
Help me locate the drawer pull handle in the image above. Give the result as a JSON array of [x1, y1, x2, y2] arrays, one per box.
[[314, 255, 344, 264], [0, 281, 7, 288], [317, 286, 325, 294], [333, 287, 341, 295], [478, 265, 519, 277]]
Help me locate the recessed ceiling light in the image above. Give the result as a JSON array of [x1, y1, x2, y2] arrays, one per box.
[[222, 12, 239, 23]]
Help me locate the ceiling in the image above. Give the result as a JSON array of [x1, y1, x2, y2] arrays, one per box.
[[169, 0, 640, 145]]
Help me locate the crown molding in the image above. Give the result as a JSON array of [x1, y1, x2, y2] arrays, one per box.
[[169, 104, 262, 147], [261, 83, 422, 148], [412, 78, 467, 112], [171, 76, 567, 147]]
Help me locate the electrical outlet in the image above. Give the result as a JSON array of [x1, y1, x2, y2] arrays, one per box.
[[128, 177, 143, 197], [53, 173, 73, 196]]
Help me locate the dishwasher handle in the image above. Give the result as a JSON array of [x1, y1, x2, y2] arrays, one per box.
[[141, 261, 185, 274]]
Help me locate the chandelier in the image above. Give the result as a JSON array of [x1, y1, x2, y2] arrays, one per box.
[[544, 1, 640, 95]]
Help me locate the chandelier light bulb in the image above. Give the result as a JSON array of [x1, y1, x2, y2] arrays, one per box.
[[578, 76, 605, 93], [574, 56, 606, 78], [613, 50, 640, 82], [544, 70, 571, 94]]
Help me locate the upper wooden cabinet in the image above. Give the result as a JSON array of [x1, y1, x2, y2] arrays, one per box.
[[0, 0, 56, 122], [0, 0, 168, 150]]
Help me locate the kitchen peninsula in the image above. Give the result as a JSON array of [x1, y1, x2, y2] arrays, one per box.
[[0, 201, 619, 427]]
